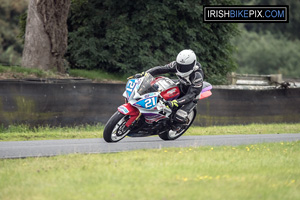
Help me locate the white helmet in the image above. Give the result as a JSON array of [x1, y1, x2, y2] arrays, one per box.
[[175, 49, 197, 77]]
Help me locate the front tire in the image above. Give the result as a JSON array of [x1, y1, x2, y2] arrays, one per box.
[[159, 109, 196, 141], [103, 111, 130, 143]]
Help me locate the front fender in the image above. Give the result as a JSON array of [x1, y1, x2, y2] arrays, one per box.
[[118, 103, 139, 115], [118, 103, 140, 127]]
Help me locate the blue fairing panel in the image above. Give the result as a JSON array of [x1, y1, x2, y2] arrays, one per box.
[[126, 79, 136, 98], [133, 96, 158, 109]]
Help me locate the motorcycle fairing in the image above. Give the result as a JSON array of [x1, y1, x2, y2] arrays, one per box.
[[160, 86, 180, 101], [199, 90, 212, 100], [118, 105, 130, 114], [122, 75, 213, 128], [133, 96, 158, 109], [143, 113, 166, 123], [125, 79, 137, 99], [118, 103, 140, 127], [196, 81, 212, 100]]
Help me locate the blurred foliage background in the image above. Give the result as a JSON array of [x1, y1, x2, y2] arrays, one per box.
[[1, 0, 300, 84], [0, 0, 27, 66], [66, 0, 239, 84], [233, 0, 300, 78]]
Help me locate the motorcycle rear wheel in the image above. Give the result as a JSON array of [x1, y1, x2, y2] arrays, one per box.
[[159, 109, 196, 141], [103, 111, 130, 143]]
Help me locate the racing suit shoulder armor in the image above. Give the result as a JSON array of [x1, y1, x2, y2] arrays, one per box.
[[192, 71, 203, 88]]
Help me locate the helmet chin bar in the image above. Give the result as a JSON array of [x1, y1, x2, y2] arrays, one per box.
[[176, 60, 196, 73], [176, 70, 193, 79], [175, 62, 197, 78]]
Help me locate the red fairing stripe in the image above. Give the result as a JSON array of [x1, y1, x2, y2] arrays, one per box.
[[160, 86, 180, 101], [118, 103, 140, 127]]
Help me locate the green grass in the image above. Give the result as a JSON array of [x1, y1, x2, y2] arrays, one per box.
[[187, 123, 300, 135], [0, 123, 300, 141], [0, 141, 299, 200], [0, 65, 127, 82], [0, 65, 57, 78], [0, 124, 104, 141], [69, 68, 127, 82]]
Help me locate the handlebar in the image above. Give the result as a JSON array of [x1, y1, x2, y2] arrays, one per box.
[[158, 95, 172, 109]]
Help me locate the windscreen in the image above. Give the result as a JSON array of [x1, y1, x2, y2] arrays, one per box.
[[137, 74, 177, 96], [137, 73, 157, 95]]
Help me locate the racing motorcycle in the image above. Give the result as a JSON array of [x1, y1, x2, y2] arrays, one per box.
[[103, 73, 212, 143]]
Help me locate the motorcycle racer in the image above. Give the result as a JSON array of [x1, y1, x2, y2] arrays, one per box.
[[134, 49, 204, 129], [104, 49, 212, 142]]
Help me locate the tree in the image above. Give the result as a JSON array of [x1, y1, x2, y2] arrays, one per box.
[[67, 0, 240, 84], [244, 0, 300, 40], [0, 0, 27, 65], [22, 0, 71, 72], [233, 27, 300, 78]]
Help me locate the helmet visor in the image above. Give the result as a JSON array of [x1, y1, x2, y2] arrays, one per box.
[[176, 61, 195, 73]]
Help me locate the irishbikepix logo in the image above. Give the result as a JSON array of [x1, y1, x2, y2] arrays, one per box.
[[203, 5, 289, 23]]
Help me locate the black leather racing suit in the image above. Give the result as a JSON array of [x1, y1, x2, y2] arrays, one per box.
[[146, 61, 204, 123]]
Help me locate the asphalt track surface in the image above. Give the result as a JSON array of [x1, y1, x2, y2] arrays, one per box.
[[1, 133, 300, 159]]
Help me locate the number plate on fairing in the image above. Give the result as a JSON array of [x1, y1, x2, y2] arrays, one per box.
[[133, 96, 158, 109], [126, 79, 136, 98]]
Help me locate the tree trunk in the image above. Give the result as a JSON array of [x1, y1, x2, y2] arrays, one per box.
[[22, 0, 71, 72]]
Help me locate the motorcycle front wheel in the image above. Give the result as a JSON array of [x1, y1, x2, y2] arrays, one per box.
[[159, 109, 196, 141], [103, 111, 131, 143]]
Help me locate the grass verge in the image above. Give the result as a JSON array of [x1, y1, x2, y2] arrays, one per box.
[[0, 65, 58, 78], [69, 68, 127, 82], [0, 124, 104, 141], [0, 65, 127, 82], [0, 141, 299, 200], [0, 123, 300, 141]]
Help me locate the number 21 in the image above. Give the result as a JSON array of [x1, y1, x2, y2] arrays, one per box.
[[145, 97, 156, 108]]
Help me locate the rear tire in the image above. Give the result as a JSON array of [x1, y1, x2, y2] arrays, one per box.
[[103, 111, 130, 143], [159, 109, 196, 141]]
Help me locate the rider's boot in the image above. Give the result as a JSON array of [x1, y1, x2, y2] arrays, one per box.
[[171, 117, 189, 132]]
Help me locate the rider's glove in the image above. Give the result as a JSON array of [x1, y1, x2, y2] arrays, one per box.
[[166, 99, 179, 109], [134, 72, 145, 78], [127, 72, 145, 80]]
